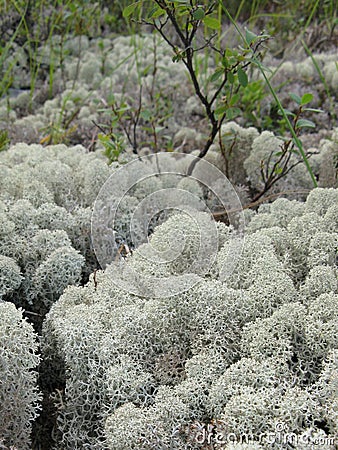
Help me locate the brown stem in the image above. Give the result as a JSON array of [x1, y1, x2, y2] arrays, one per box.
[[155, 0, 188, 46], [212, 189, 311, 220], [187, 116, 225, 176]]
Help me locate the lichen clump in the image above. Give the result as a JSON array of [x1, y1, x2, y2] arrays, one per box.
[[41, 187, 337, 449], [0, 302, 41, 450], [0, 143, 111, 320]]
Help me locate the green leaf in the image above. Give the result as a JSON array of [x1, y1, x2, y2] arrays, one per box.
[[116, 105, 130, 113], [140, 110, 152, 121], [192, 7, 205, 20], [176, 6, 190, 17], [142, 64, 152, 76], [237, 66, 248, 87], [278, 108, 295, 117], [203, 16, 221, 29], [227, 71, 235, 84], [245, 28, 257, 45], [226, 107, 241, 120], [296, 118, 316, 129], [225, 48, 235, 57], [215, 104, 228, 116], [148, 5, 165, 19], [123, 2, 141, 18], [303, 108, 324, 113], [229, 93, 240, 106], [221, 56, 228, 68], [289, 93, 301, 105], [300, 93, 313, 105], [210, 67, 224, 83], [274, 164, 283, 175], [155, 126, 165, 133]]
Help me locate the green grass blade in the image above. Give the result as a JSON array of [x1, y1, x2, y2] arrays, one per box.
[[0, 1, 29, 96]]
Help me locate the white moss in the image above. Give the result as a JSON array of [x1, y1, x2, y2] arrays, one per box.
[[0, 255, 23, 298], [0, 302, 41, 450]]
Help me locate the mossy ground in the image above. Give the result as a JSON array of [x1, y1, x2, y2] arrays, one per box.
[[0, 1, 337, 449]]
